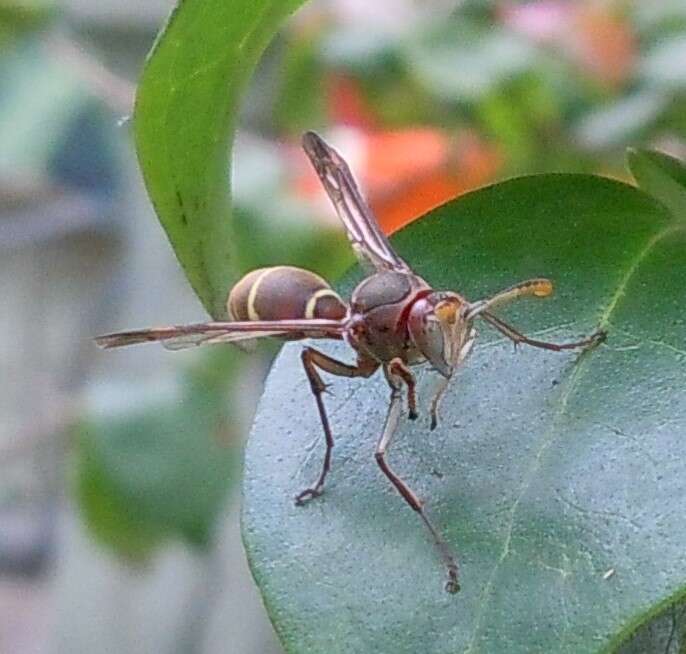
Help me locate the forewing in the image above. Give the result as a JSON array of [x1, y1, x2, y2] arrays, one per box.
[[161, 330, 285, 351], [95, 319, 346, 350], [302, 131, 411, 274]]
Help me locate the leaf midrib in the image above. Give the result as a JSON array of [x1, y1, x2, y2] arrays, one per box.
[[465, 223, 684, 653]]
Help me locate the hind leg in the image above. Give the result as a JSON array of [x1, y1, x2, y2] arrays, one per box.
[[295, 348, 378, 505]]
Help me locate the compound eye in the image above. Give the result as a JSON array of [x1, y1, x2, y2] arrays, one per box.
[[408, 300, 451, 378]]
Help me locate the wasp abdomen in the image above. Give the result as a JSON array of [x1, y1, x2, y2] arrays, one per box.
[[227, 266, 347, 322]]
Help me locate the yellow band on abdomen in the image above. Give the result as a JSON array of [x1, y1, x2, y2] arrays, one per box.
[[305, 288, 343, 319], [247, 268, 277, 321]]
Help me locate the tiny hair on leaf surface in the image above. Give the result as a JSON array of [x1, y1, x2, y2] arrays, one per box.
[[242, 173, 686, 653]]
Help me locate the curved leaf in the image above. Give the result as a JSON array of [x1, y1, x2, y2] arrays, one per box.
[[134, 0, 305, 318], [628, 148, 686, 222], [242, 174, 686, 653]]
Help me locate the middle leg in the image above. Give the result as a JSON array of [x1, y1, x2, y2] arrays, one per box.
[[375, 365, 460, 593], [388, 357, 418, 420]]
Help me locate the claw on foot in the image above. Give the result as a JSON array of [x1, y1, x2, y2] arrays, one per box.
[[294, 487, 323, 506], [579, 329, 607, 353], [445, 570, 460, 594], [592, 330, 608, 345]]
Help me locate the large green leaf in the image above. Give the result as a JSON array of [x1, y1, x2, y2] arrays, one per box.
[[242, 174, 686, 653], [134, 0, 305, 318]]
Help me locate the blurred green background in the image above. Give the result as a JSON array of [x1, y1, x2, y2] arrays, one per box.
[[0, 0, 684, 652]]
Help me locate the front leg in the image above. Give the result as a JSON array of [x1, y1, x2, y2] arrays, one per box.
[[429, 328, 476, 430], [465, 277, 606, 350], [429, 377, 450, 431], [296, 348, 378, 505], [481, 311, 606, 352]]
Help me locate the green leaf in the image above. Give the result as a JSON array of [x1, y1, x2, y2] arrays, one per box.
[[618, 600, 686, 653], [75, 349, 242, 559], [272, 36, 326, 133], [628, 148, 686, 222], [75, 425, 165, 561], [0, 0, 56, 45], [133, 0, 305, 319], [242, 174, 686, 653]]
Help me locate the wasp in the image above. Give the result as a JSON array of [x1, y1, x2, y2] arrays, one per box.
[[97, 132, 605, 593]]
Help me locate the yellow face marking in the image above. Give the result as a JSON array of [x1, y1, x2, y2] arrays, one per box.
[[247, 268, 278, 321], [305, 288, 342, 319], [435, 300, 458, 325]]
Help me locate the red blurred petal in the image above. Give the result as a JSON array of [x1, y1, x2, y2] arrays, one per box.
[[326, 73, 378, 130], [572, 6, 636, 87]]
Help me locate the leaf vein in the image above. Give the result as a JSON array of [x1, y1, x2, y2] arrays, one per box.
[[464, 225, 678, 653]]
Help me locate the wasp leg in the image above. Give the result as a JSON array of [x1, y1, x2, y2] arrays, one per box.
[[466, 278, 606, 349], [388, 357, 418, 420], [296, 348, 379, 506], [375, 367, 460, 594], [428, 329, 476, 431], [429, 377, 450, 431], [481, 311, 606, 352]]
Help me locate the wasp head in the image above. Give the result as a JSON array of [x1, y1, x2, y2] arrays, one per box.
[[407, 292, 470, 378]]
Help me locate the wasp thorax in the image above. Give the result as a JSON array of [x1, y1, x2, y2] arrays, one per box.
[[227, 266, 347, 322], [346, 271, 431, 363]]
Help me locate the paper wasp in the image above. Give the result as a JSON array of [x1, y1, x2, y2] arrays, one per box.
[[96, 132, 605, 593]]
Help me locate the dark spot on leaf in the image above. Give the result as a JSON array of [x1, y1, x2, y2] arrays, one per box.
[[176, 191, 188, 226]]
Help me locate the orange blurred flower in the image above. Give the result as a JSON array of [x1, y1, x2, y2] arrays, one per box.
[[294, 73, 503, 235], [369, 130, 504, 234], [572, 4, 636, 88], [500, 0, 637, 88], [294, 127, 503, 235], [326, 73, 379, 131]]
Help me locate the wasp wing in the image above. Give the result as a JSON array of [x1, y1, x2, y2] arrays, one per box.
[[161, 330, 284, 351], [95, 319, 346, 350], [302, 131, 412, 274]]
